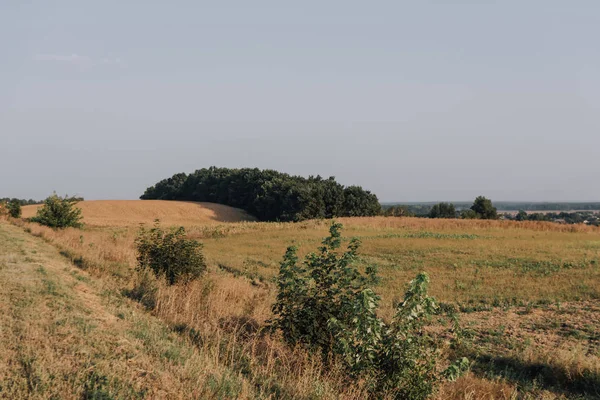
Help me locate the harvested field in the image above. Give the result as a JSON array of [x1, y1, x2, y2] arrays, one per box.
[[21, 200, 256, 227]]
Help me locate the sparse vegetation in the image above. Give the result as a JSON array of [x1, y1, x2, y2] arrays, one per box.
[[30, 194, 83, 229]]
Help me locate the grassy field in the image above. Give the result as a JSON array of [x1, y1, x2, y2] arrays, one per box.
[[3, 201, 600, 399]]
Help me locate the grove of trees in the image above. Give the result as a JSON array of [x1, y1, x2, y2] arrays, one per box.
[[141, 167, 381, 222]]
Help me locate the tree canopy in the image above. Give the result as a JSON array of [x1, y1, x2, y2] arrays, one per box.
[[141, 167, 381, 222]]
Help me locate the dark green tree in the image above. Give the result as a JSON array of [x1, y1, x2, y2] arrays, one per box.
[[470, 196, 498, 220], [515, 210, 528, 221], [428, 202, 456, 219]]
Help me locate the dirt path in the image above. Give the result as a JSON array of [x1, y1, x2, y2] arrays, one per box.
[[0, 221, 246, 399]]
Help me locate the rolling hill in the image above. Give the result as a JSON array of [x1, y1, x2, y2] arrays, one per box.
[[21, 200, 256, 227]]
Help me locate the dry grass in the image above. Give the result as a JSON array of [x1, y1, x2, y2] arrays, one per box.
[[21, 200, 256, 227], [6, 209, 600, 398], [0, 221, 370, 399]]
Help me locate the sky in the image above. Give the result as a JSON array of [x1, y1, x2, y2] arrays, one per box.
[[1, 1, 599, 202]]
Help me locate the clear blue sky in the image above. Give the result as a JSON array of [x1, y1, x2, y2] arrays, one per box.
[[1, 1, 599, 202]]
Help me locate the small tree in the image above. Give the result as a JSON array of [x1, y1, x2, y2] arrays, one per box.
[[470, 196, 498, 220], [135, 220, 207, 285], [7, 199, 22, 218], [30, 194, 83, 228], [515, 210, 528, 221], [428, 202, 456, 219]]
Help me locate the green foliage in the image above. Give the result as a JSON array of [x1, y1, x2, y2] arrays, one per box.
[[0, 197, 42, 206], [460, 209, 479, 219], [271, 222, 377, 349], [428, 202, 456, 219], [515, 210, 528, 221], [7, 199, 22, 218], [135, 220, 207, 285], [271, 222, 468, 399], [470, 196, 498, 220], [141, 167, 381, 222], [30, 194, 83, 229]]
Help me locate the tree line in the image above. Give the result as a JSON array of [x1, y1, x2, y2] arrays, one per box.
[[385, 201, 600, 214], [140, 167, 381, 222], [508, 210, 600, 226], [384, 196, 499, 220], [0, 198, 42, 206]]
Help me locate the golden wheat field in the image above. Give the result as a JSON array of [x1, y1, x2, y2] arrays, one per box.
[[3, 201, 600, 399], [21, 200, 256, 227]]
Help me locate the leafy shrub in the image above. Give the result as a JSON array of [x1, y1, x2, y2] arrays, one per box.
[[135, 220, 207, 285], [271, 222, 379, 350], [7, 199, 22, 218], [271, 222, 468, 399], [30, 194, 83, 228]]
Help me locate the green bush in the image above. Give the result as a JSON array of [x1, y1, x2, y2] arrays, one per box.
[[271, 222, 468, 399], [7, 199, 22, 218], [271, 222, 379, 350], [135, 220, 207, 285], [30, 194, 83, 228]]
